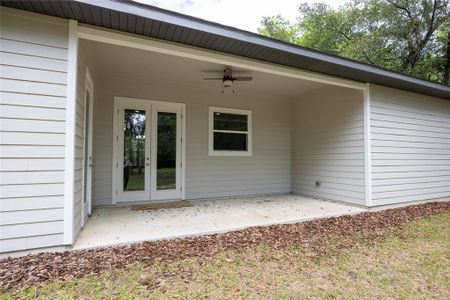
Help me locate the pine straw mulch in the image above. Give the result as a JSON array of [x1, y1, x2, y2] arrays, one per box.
[[1, 201, 449, 292]]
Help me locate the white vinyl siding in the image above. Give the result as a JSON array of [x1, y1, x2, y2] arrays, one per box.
[[92, 76, 291, 205], [291, 87, 366, 205], [0, 9, 68, 253], [370, 85, 450, 205], [72, 48, 88, 240]]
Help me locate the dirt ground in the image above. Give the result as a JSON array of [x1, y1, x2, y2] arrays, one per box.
[[1, 201, 449, 295]]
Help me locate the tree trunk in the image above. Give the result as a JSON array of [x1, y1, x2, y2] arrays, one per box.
[[444, 30, 450, 84]]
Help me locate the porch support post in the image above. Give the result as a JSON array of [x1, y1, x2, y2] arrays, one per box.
[[363, 83, 373, 207], [64, 19, 78, 244]]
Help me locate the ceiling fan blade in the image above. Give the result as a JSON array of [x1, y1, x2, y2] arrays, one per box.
[[234, 77, 253, 81], [203, 78, 223, 80]]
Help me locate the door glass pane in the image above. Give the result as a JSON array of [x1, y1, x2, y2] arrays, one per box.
[[157, 112, 176, 190], [123, 109, 146, 191]]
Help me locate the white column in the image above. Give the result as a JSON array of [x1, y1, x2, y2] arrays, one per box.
[[64, 19, 78, 244], [363, 83, 373, 207]]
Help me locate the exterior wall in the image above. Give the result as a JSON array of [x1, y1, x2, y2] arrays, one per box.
[[0, 10, 69, 252], [291, 87, 366, 205], [73, 48, 87, 239], [370, 85, 450, 205], [93, 76, 292, 206]]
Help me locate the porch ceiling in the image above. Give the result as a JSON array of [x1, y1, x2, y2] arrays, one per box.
[[81, 39, 329, 99]]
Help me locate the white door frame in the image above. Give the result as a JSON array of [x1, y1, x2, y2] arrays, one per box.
[[81, 66, 94, 227], [112, 97, 185, 204]]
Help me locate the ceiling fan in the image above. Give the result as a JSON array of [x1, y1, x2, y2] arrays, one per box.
[[203, 68, 252, 93]]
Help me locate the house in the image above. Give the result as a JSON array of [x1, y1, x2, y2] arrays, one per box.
[[0, 0, 449, 255]]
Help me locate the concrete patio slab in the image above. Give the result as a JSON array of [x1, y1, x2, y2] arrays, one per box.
[[73, 195, 366, 250]]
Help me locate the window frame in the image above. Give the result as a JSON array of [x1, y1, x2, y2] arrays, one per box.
[[208, 106, 252, 156]]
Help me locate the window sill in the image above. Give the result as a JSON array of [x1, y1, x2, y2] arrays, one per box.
[[208, 150, 252, 157]]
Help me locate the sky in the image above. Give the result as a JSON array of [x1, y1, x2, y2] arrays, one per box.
[[134, 0, 347, 33]]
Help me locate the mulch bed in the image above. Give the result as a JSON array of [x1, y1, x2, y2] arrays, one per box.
[[1, 201, 449, 292]]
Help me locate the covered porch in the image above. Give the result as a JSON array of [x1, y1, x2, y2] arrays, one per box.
[[73, 25, 368, 247], [74, 195, 365, 250]]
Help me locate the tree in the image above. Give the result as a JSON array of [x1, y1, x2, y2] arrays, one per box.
[[443, 19, 450, 84], [258, 0, 450, 84], [258, 15, 300, 44]]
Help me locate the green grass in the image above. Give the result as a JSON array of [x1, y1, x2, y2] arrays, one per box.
[[125, 168, 176, 191], [3, 213, 449, 299], [125, 173, 145, 191], [156, 167, 176, 190]]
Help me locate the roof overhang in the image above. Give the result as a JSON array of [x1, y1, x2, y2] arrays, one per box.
[[1, 0, 449, 99]]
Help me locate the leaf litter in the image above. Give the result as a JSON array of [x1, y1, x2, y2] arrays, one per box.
[[1, 201, 449, 292]]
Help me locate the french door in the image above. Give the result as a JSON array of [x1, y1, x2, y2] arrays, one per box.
[[113, 98, 183, 203]]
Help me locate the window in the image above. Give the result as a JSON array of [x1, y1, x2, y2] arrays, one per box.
[[209, 106, 252, 156]]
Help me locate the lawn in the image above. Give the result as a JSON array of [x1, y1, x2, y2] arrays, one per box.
[[156, 167, 176, 190], [125, 167, 176, 191], [2, 207, 448, 299], [125, 172, 145, 191]]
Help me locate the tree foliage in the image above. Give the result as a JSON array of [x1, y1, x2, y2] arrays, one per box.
[[258, 0, 450, 84]]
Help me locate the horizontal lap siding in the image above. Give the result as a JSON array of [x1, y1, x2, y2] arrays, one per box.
[[0, 10, 68, 253], [292, 87, 366, 205], [93, 77, 291, 206], [370, 85, 450, 205], [186, 102, 291, 199]]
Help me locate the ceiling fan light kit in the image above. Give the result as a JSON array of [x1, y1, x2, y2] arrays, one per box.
[[223, 79, 233, 87]]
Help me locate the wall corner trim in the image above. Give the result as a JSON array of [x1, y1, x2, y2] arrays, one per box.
[[363, 83, 373, 207], [64, 19, 79, 245]]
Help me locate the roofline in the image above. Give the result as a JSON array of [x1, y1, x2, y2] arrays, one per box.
[[98, 0, 449, 97], [2, 0, 449, 99], [105, 0, 450, 92]]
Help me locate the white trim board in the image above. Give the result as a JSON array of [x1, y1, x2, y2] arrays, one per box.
[[363, 83, 373, 207], [64, 19, 78, 245], [81, 66, 94, 228], [77, 25, 366, 91], [181, 106, 186, 200]]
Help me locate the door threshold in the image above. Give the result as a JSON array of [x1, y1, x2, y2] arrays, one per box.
[[103, 199, 183, 208]]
